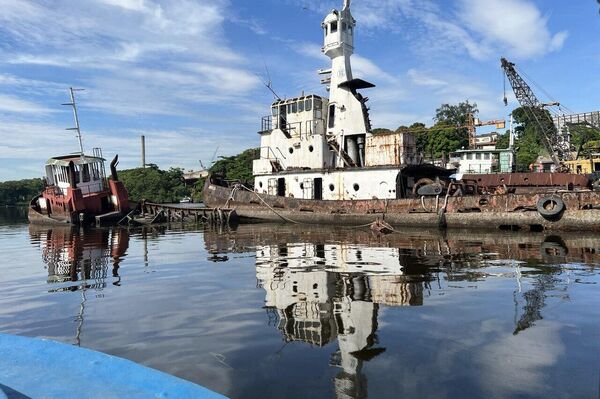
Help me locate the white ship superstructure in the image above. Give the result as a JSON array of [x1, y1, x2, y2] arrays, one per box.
[[253, 0, 419, 201]]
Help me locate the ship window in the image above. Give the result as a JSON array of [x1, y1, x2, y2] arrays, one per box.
[[329, 184, 335, 191], [484, 153, 490, 160], [82, 164, 90, 182], [314, 98, 322, 109], [74, 166, 80, 184], [475, 153, 482, 160], [300, 182, 304, 190], [259, 181, 263, 188], [353, 183, 359, 192], [298, 100, 304, 112], [305, 98, 312, 111], [94, 164, 99, 180], [328, 104, 335, 128], [466, 153, 472, 160], [342, 22, 347, 31], [272, 106, 278, 117], [289, 147, 294, 154], [287, 103, 293, 113], [308, 145, 314, 152], [331, 21, 338, 33], [291, 102, 297, 113]]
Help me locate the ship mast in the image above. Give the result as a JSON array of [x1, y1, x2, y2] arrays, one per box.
[[63, 87, 86, 157]]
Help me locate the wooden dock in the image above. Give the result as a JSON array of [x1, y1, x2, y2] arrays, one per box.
[[118, 201, 238, 226]]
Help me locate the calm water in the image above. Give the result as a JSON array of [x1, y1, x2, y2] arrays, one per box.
[[0, 207, 599, 399]]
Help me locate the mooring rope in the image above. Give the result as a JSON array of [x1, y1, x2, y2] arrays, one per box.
[[232, 183, 383, 229]]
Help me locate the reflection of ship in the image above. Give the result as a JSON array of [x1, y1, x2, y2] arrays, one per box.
[[256, 242, 425, 399], [202, 223, 600, 398], [30, 226, 129, 290], [29, 225, 130, 345]]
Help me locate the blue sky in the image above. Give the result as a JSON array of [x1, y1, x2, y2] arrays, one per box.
[[0, 0, 599, 180]]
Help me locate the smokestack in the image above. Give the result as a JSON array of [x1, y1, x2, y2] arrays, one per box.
[[141, 135, 146, 168]]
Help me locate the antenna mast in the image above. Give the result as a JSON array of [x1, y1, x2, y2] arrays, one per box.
[[63, 87, 86, 156]]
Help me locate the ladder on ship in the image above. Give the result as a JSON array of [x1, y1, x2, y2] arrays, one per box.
[[327, 137, 357, 167]]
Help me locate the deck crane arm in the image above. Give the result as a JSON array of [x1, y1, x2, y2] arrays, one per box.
[[501, 57, 566, 167]]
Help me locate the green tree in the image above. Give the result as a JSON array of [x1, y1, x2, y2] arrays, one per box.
[[434, 101, 479, 127], [119, 164, 190, 203], [416, 101, 479, 159], [495, 131, 511, 149], [569, 124, 600, 158], [191, 148, 260, 201], [511, 107, 546, 170], [0, 178, 45, 205]]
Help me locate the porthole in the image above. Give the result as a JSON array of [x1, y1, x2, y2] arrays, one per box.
[[329, 184, 335, 191], [259, 181, 263, 188], [308, 145, 314, 152], [289, 147, 294, 154], [300, 182, 304, 190], [353, 183, 359, 192]]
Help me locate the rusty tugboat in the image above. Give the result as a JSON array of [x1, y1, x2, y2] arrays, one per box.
[[29, 89, 130, 226], [204, 0, 600, 232]]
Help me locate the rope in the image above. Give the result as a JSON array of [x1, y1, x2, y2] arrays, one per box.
[[238, 183, 302, 224], [232, 183, 384, 229]]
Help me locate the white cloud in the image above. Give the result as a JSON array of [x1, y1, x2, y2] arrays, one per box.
[[0, 120, 256, 180], [97, 0, 149, 12], [0, 94, 55, 114], [459, 0, 568, 58], [407, 69, 447, 87], [352, 55, 397, 83], [300, 0, 567, 60]]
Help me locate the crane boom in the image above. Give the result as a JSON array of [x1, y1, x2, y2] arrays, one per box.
[[501, 57, 569, 166]]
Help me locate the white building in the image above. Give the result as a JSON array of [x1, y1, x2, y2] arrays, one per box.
[[453, 148, 515, 174]]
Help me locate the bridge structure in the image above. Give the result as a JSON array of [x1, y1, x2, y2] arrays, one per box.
[[554, 111, 600, 133]]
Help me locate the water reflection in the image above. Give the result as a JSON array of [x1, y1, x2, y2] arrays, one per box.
[[29, 225, 130, 291], [204, 225, 600, 398], [0, 206, 28, 226], [255, 244, 411, 399], [15, 223, 600, 398]]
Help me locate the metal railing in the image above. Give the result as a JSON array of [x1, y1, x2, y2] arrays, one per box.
[[259, 116, 326, 139], [259, 146, 287, 170]]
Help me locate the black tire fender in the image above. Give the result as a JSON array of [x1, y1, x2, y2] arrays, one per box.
[[537, 196, 565, 217]]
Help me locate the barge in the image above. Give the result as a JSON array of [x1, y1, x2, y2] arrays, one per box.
[[204, 0, 600, 231]]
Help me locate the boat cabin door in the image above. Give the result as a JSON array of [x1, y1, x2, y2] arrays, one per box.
[[314, 178, 323, 200], [277, 178, 286, 197]]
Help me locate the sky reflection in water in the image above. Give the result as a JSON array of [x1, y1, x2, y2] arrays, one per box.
[[0, 209, 599, 399]]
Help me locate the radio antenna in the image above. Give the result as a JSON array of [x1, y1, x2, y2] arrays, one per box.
[[62, 87, 86, 157], [255, 41, 281, 100]]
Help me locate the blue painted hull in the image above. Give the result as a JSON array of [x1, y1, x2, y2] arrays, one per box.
[[0, 334, 228, 399]]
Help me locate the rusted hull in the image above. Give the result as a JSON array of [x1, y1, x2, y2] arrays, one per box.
[[28, 195, 127, 226], [203, 178, 600, 231], [28, 205, 75, 225]]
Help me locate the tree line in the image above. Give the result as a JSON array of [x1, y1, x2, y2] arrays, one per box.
[[0, 179, 45, 206]]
